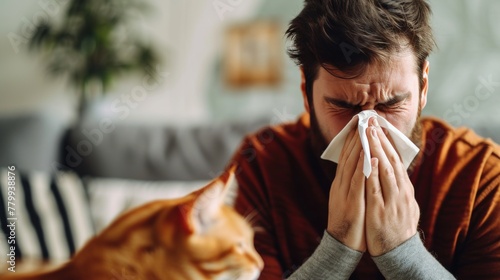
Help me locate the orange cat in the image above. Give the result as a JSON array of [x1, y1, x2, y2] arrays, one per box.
[[2, 170, 263, 280]]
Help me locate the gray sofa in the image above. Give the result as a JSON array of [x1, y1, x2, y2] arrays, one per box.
[[1, 112, 499, 264], [0, 112, 270, 264], [62, 117, 270, 181], [0, 113, 270, 179]]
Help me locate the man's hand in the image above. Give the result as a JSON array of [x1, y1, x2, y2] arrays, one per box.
[[327, 125, 367, 252], [365, 117, 420, 256]]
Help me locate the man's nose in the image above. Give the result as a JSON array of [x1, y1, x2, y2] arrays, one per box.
[[360, 104, 387, 118]]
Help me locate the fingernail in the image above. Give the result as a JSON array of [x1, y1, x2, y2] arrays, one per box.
[[371, 126, 377, 138], [373, 117, 379, 127]]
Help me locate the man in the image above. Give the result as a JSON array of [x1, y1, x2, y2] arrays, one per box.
[[221, 0, 500, 279]]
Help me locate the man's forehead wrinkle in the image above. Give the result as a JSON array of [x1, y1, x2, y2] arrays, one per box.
[[333, 83, 368, 106], [371, 82, 393, 104], [339, 81, 393, 105]]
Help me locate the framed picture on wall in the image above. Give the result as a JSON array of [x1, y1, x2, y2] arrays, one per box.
[[223, 20, 283, 88]]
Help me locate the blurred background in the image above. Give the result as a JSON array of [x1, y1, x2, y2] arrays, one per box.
[[0, 0, 499, 266], [1, 0, 500, 175]]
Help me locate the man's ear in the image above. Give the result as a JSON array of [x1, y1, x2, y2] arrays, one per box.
[[300, 66, 310, 113], [420, 60, 430, 110]]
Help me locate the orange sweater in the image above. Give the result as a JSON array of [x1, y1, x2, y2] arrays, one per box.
[[225, 113, 500, 279]]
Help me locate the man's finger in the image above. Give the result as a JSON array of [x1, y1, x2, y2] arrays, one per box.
[[373, 121, 406, 188], [348, 151, 366, 201], [340, 127, 357, 164], [336, 126, 358, 184], [366, 157, 383, 207], [368, 125, 398, 203], [343, 131, 362, 176]]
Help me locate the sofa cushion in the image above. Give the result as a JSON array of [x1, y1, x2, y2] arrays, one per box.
[[0, 113, 69, 173], [62, 118, 270, 181], [0, 169, 94, 262], [85, 177, 208, 231]]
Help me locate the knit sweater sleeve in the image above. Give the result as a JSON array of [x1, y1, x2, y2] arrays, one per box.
[[287, 232, 457, 280], [372, 234, 456, 280], [287, 231, 363, 280]]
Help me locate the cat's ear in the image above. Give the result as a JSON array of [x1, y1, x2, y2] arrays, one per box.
[[179, 180, 225, 234], [222, 168, 239, 207], [179, 168, 239, 234]]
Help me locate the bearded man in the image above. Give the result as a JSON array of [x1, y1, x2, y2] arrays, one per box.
[[219, 0, 500, 279]]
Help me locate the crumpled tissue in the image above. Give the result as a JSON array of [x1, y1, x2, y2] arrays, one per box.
[[320, 110, 419, 177]]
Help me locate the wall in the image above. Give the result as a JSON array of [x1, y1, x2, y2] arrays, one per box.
[[0, 0, 266, 125], [0, 1, 73, 119], [425, 0, 500, 127], [0, 0, 499, 127]]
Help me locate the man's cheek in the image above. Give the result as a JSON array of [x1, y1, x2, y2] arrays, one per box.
[[385, 114, 414, 136], [321, 122, 343, 143]]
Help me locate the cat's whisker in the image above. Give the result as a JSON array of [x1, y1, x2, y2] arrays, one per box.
[[244, 211, 259, 226], [252, 226, 266, 234]]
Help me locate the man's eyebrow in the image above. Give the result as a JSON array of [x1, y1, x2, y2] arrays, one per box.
[[380, 92, 411, 106]]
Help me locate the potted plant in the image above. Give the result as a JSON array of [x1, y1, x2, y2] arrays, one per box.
[[28, 0, 160, 118]]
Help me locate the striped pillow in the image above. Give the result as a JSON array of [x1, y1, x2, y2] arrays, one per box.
[[0, 169, 95, 262]]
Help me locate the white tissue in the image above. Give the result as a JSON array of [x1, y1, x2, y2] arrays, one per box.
[[320, 110, 419, 177]]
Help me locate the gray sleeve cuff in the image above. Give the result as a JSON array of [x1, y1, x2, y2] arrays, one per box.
[[372, 234, 456, 280], [287, 230, 363, 280]]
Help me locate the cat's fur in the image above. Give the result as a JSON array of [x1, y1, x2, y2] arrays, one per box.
[[2, 170, 263, 280]]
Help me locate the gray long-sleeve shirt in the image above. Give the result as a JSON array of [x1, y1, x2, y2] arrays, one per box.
[[288, 231, 456, 279]]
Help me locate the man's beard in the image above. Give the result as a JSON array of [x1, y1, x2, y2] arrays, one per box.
[[309, 103, 423, 182]]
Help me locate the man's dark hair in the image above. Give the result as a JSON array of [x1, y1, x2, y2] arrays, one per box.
[[286, 0, 436, 100]]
